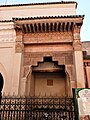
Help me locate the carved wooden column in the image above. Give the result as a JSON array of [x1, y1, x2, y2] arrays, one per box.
[[73, 24, 85, 88]]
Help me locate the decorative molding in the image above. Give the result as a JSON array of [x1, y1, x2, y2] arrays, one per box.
[[0, 22, 14, 30], [0, 29, 16, 42]]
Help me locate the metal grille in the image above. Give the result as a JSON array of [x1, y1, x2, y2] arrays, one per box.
[[0, 96, 75, 120]]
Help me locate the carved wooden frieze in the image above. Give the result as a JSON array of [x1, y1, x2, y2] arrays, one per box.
[[24, 32, 73, 44]]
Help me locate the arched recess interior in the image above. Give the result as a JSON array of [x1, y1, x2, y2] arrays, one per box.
[[0, 63, 7, 94], [0, 73, 4, 92]]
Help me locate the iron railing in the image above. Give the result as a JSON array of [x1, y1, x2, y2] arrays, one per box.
[[0, 96, 75, 120]]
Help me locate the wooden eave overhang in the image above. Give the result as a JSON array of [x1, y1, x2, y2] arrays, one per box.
[[13, 15, 84, 33]]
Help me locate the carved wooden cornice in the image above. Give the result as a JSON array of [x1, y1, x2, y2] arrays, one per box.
[[13, 15, 84, 33], [14, 22, 74, 33]]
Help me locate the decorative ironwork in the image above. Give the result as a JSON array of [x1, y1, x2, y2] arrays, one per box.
[[0, 96, 75, 120]]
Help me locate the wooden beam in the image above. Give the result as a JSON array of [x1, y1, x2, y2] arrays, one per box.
[[58, 22, 61, 32], [24, 24, 29, 33]]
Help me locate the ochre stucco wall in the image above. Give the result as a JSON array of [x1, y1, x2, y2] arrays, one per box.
[[34, 72, 66, 96]]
